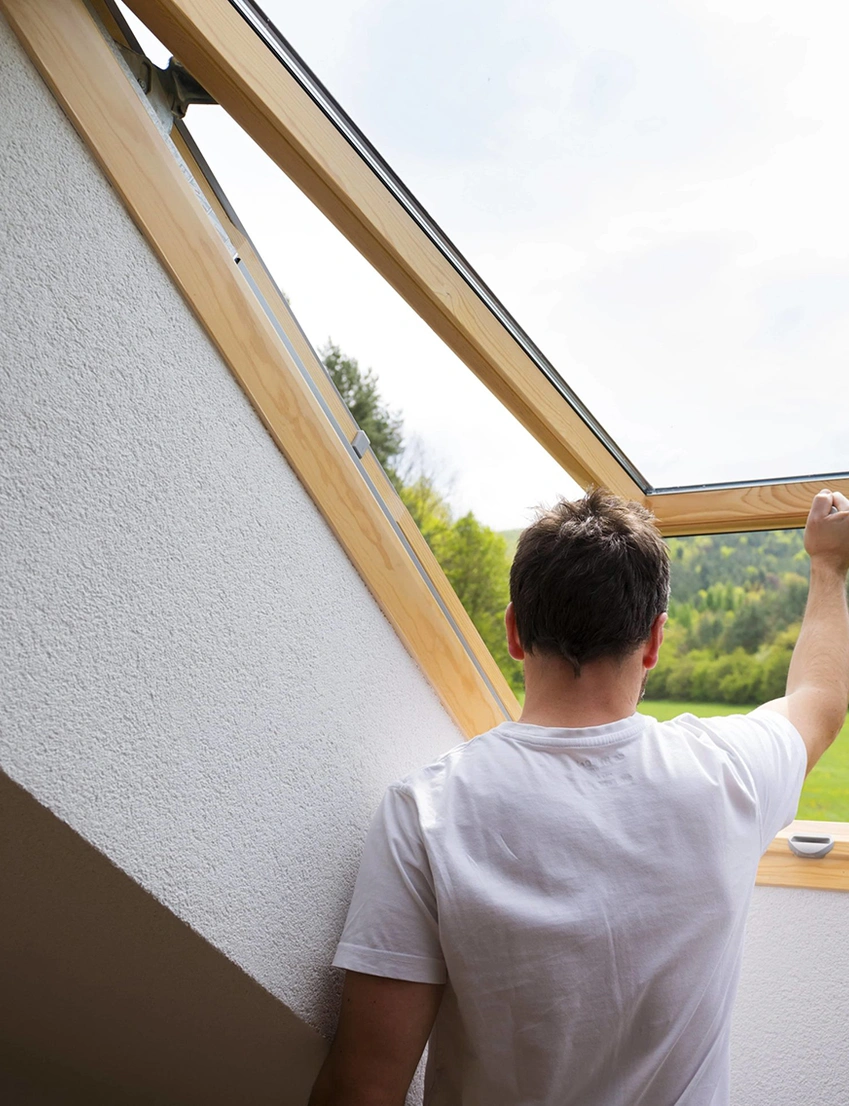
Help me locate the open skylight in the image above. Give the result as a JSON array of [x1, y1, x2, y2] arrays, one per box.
[[116, 0, 848, 536]]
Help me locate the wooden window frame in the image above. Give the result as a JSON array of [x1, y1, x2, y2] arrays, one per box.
[[4, 0, 847, 890], [3, 0, 520, 738]]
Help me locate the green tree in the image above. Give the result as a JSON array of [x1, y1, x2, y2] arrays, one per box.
[[774, 573, 808, 625], [756, 624, 799, 702], [717, 651, 761, 703], [722, 596, 770, 653], [319, 343, 522, 696], [440, 513, 519, 686], [399, 473, 453, 552], [402, 474, 522, 695], [321, 342, 404, 481]]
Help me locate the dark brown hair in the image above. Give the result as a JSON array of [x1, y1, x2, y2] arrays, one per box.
[[509, 488, 670, 675]]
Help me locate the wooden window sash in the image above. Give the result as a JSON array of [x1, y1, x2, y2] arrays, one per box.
[[649, 479, 849, 537], [113, 0, 849, 535]]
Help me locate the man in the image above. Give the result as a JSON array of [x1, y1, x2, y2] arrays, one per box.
[[310, 488, 849, 1106]]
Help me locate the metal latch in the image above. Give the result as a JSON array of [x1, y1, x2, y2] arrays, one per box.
[[117, 45, 216, 128], [351, 429, 370, 459], [788, 834, 834, 859]]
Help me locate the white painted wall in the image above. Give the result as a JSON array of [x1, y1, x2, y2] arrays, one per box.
[[731, 885, 849, 1105], [0, 9, 462, 1044], [2, 11, 848, 1106]]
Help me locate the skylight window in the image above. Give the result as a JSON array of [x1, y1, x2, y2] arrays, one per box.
[[115, 0, 847, 544]]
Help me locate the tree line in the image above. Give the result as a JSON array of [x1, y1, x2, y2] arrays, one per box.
[[323, 341, 828, 706], [647, 531, 810, 704]]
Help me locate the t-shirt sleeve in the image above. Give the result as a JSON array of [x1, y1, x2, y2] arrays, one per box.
[[332, 784, 447, 984], [721, 710, 808, 852]]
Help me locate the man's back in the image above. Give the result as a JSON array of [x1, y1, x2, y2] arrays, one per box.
[[336, 709, 805, 1105], [310, 489, 849, 1106]]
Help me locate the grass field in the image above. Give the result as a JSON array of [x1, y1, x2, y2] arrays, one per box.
[[640, 700, 849, 821]]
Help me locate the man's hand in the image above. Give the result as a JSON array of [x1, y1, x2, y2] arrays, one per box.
[[308, 971, 444, 1106], [804, 489, 849, 573], [757, 490, 849, 775]]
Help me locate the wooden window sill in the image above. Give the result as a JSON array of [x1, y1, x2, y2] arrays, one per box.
[[757, 820, 849, 891]]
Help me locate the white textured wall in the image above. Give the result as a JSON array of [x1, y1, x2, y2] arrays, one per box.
[[0, 10, 462, 1039], [732, 885, 849, 1106]]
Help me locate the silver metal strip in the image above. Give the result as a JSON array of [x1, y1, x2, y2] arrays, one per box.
[[650, 470, 849, 496]]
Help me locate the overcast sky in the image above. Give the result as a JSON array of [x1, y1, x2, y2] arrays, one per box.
[[120, 1, 848, 530]]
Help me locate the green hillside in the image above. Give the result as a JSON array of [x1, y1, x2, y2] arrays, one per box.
[[650, 530, 814, 703]]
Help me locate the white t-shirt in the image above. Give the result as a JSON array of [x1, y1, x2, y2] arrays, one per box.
[[333, 710, 806, 1106]]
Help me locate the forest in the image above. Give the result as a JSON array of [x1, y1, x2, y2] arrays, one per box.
[[647, 530, 809, 703], [323, 342, 823, 705]]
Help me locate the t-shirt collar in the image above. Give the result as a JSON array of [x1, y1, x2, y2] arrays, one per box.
[[493, 712, 649, 748]]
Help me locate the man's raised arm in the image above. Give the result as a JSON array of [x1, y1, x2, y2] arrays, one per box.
[[758, 489, 849, 775]]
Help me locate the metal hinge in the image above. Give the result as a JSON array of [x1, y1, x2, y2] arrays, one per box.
[[117, 45, 216, 129]]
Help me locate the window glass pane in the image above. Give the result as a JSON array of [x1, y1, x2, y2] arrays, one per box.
[[181, 103, 580, 529], [640, 528, 848, 820], [238, 0, 848, 489], [115, 2, 584, 523]]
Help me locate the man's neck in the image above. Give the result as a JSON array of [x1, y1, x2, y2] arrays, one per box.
[[518, 656, 645, 730]]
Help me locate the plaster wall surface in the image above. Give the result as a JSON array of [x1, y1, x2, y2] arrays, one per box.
[[0, 10, 463, 1040], [731, 885, 848, 1106]]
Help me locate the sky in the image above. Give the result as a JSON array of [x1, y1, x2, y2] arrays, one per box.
[[118, 0, 849, 530]]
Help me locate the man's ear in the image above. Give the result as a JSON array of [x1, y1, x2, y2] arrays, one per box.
[[643, 612, 667, 671], [505, 602, 525, 661]]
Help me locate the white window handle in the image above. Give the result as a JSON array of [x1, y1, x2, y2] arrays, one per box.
[[788, 834, 834, 859]]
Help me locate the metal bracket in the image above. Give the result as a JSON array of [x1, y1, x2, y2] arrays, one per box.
[[351, 429, 371, 459], [117, 45, 216, 129]]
